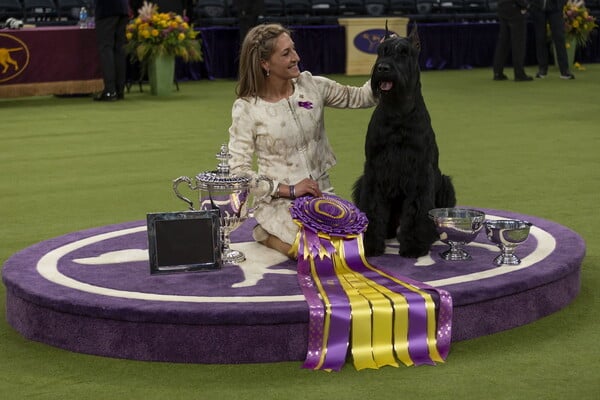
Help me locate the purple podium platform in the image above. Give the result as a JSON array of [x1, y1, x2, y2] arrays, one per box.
[[2, 208, 585, 364]]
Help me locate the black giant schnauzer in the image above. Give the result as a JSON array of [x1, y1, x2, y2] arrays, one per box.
[[352, 29, 456, 258]]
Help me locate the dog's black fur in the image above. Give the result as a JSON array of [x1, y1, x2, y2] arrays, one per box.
[[352, 29, 456, 258]]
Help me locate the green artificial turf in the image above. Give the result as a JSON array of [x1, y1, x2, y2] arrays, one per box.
[[1, 65, 599, 399]]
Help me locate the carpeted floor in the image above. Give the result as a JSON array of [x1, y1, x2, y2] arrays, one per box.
[[1, 65, 599, 399]]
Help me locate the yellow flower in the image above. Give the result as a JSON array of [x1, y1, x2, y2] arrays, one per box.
[[125, 1, 202, 63]]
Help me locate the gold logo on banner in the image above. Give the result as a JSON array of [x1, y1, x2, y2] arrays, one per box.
[[0, 33, 30, 83]]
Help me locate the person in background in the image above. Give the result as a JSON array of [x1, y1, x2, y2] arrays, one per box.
[[227, 23, 376, 256], [233, 0, 264, 44], [94, 0, 130, 101], [530, 0, 575, 79], [492, 0, 533, 81]]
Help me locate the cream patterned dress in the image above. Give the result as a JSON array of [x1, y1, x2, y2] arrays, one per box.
[[228, 71, 375, 245]]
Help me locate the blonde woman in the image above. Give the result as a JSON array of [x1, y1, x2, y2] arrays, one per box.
[[228, 23, 376, 256]]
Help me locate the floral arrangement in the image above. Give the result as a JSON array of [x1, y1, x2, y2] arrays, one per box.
[[125, 1, 202, 63], [563, 0, 598, 47]]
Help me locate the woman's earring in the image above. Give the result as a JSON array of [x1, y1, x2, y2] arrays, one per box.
[[266, 69, 270, 77]]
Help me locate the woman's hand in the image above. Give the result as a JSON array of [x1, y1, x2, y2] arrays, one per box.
[[291, 178, 322, 198]]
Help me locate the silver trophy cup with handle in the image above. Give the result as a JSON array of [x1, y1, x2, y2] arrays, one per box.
[[173, 144, 251, 264]]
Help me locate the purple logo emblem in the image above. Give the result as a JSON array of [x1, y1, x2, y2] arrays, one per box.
[[353, 29, 395, 55]]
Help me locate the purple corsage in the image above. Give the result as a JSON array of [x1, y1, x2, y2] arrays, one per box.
[[298, 101, 313, 110]]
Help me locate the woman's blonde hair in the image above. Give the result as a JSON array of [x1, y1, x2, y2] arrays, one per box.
[[236, 23, 291, 99]]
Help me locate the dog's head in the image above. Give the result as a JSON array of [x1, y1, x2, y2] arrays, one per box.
[[371, 28, 421, 102]]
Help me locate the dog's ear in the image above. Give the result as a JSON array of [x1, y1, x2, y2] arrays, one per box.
[[408, 24, 421, 52]]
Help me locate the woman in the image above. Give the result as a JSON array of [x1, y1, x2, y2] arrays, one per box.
[[228, 23, 376, 256]]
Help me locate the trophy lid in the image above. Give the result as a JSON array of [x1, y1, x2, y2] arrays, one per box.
[[196, 144, 250, 190]]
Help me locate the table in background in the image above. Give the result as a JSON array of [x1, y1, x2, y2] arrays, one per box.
[[0, 27, 102, 98]]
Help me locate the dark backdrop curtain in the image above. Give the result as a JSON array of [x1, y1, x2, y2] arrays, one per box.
[[168, 23, 600, 80], [291, 25, 346, 75]]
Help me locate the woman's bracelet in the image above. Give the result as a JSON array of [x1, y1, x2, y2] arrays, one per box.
[[289, 185, 296, 200]]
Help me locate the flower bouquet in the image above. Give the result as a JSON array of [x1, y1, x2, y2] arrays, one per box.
[[563, 0, 598, 47], [125, 1, 202, 64]]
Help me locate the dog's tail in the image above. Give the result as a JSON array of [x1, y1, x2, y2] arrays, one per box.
[[436, 175, 457, 208]]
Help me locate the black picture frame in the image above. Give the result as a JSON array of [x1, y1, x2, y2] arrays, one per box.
[[146, 210, 222, 274]]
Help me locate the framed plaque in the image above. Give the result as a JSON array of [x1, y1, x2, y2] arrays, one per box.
[[146, 210, 222, 274]]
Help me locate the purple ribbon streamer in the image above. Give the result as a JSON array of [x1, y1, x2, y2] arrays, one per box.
[[296, 232, 353, 371], [376, 263, 453, 360], [296, 234, 326, 370], [312, 248, 352, 371]]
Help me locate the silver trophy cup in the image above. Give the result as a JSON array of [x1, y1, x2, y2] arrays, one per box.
[[173, 145, 251, 264], [429, 208, 486, 261], [484, 219, 532, 265]]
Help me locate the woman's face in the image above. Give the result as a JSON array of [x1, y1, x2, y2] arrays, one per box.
[[263, 33, 301, 80]]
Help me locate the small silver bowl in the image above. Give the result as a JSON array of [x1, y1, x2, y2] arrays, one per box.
[[428, 208, 486, 261], [484, 219, 532, 265]]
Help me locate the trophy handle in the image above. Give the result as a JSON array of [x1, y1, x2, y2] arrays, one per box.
[[172, 176, 195, 210]]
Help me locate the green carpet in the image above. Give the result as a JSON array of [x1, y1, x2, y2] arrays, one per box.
[[1, 65, 599, 399]]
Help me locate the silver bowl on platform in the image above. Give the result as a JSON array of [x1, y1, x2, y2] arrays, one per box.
[[428, 208, 486, 261], [484, 219, 532, 265]]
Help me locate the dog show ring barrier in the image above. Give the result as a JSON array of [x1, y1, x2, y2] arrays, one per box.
[[0, 26, 103, 98]]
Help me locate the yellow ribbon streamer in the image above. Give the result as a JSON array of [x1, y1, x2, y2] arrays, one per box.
[[356, 235, 444, 363]]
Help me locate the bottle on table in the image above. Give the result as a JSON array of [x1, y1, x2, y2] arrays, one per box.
[[79, 7, 88, 29]]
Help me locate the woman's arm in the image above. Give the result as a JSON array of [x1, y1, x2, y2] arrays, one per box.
[[228, 99, 277, 199], [313, 74, 376, 109]]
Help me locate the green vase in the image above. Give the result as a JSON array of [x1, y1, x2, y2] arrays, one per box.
[[565, 38, 577, 68], [148, 55, 175, 96]]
